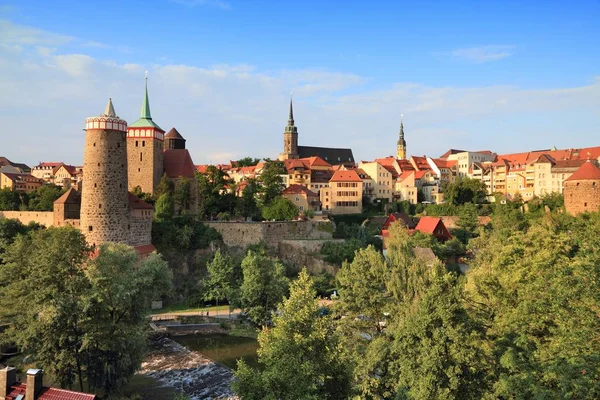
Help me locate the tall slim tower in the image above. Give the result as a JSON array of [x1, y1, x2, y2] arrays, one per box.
[[279, 96, 299, 160], [81, 99, 130, 247], [127, 74, 165, 194], [396, 115, 407, 160]]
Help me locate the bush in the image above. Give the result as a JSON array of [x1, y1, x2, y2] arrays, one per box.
[[152, 216, 221, 252], [320, 239, 364, 265]]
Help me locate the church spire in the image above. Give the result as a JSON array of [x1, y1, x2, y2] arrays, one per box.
[[288, 93, 294, 126], [397, 114, 407, 160], [141, 71, 152, 120]]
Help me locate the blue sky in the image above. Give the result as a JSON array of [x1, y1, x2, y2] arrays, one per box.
[[1, 0, 599, 165]]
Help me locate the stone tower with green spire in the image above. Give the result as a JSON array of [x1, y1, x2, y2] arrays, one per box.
[[279, 95, 299, 161], [126, 73, 165, 194], [396, 115, 407, 160]]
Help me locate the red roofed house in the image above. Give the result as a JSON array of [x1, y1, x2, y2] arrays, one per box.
[[32, 162, 64, 182], [282, 184, 320, 212], [563, 161, 600, 215], [321, 169, 363, 214], [1, 367, 96, 400], [358, 161, 393, 202], [382, 212, 416, 230], [0, 172, 44, 193], [394, 171, 418, 204], [413, 217, 452, 242], [52, 164, 81, 187]]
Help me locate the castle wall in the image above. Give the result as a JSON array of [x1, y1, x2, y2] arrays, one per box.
[[0, 211, 54, 227], [127, 136, 163, 194], [130, 210, 153, 247], [80, 128, 130, 246], [564, 180, 600, 215], [204, 220, 333, 249]]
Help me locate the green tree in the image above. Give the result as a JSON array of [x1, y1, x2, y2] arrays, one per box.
[[156, 173, 174, 197], [0, 227, 90, 389], [204, 249, 235, 308], [0, 188, 20, 211], [259, 161, 285, 205], [235, 178, 261, 220], [320, 238, 364, 265], [454, 202, 479, 243], [196, 167, 236, 219], [154, 193, 174, 220], [82, 244, 173, 393], [261, 197, 298, 221], [239, 250, 288, 326], [391, 273, 491, 399], [233, 269, 352, 400], [234, 157, 262, 167], [443, 178, 488, 205], [27, 184, 65, 211], [174, 177, 192, 213]]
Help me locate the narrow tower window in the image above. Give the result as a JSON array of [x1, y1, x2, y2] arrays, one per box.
[[88, 226, 93, 232], [140, 153, 143, 161], [142, 141, 146, 147]]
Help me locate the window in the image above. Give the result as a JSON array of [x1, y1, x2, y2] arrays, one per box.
[[136, 140, 139, 147], [142, 141, 146, 147], [140, 153, 143, 161], [295, 196, 299, 201], [88, 226, 93, 232]]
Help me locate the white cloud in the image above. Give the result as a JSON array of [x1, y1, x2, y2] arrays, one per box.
[[0, 19, 73, 46], [169, 0, 231, 10], [448, 45, 515, 63], [1, 21, 599, 167]]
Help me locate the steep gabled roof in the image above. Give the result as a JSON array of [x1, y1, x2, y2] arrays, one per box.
[[414, 217, 443, 234], [54, 188, 81, 205], [565, 161, 600, 181], [128, 192, 153, 210], [163, 149, 196, 178], [165, 127, 185, 139], [297, 146, 355, 165], [283, 184, 318, 197], [330, 169, 362, 183]]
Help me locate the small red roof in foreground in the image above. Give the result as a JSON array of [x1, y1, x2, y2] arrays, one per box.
[[414, 217, 443, 234], [565, 161, 600, 181], [6, 383, 96, 400]]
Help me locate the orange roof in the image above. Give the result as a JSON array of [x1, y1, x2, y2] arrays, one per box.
[[430, 158, 456, 169], [305, 156, 331, 168], [283, 184, 318, 196], [163, 149, 196, 178], [285, 159, 308, 170], [565, 161, 600, 181], [54, 188, 81, 205], [6, 383, 96, 400], [398, 171, 414, 182], [414, 217, 443, 234], [196, 165, 209, 174], [396, 159, 415, 172], [37, 162, 64, 168], [414, 170, 429, 179], [330, 169, 362, 182]]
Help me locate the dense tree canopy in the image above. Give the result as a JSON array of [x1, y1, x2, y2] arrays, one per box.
[[443, 178, 488, 205], [261, 197, 298, 221], [234, 270, 351, 400]]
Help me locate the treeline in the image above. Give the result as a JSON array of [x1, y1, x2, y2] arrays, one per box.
[[228, 205, 600, 399], [0, 221, 172, 396], [0, 184, 66, 211]]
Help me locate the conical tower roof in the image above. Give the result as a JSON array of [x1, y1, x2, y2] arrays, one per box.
[[129, 73, 163, 131], [103, 98, 116, 117], [165, 127, 185, 139], [565, 161, 600, 181]]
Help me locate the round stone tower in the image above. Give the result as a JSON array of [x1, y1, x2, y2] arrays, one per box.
[[80, 99, 131, 247]]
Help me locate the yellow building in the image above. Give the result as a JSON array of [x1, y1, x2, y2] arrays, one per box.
[[321, 169, 363, 214], [533, 155, 586, 196], [282, 184, 320, 212], [394, 172, 418, 204], [0, 172, 44, 193], [358, 161, 393, 202]]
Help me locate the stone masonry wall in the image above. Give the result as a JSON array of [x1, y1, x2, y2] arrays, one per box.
[[130, 211, 153, 246], [0, 211, 54, 226], [81, 128, 130, 247], [204, 220, 333, 249], [127, 136, 164, 195], [564, 179, 600, 215], [278, 239, 342, 275]]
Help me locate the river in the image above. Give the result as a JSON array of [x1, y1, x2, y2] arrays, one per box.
[[175, 334, 259, 369]]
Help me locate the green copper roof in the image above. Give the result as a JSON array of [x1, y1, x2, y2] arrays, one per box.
[[130, 74, 163, 130]]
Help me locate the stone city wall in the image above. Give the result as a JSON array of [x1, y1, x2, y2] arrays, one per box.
[[278, 239, 342, 275], [0, 211, 54, 227], [130, 214, 153, 247], [204, 220, 333, 249], [564, 180, 600, 215]]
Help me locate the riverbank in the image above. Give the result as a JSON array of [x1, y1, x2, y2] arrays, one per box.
[[138, 337, 237, 400]]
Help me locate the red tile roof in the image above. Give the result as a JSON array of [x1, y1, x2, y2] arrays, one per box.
[[282, 184, 318, 196], [6, 383, 96, 400], [53, 164, 78, 176], [134, 244, 157, 256], [54, 188, 81, 205], [565, 161, 600, 181], [37, 162, 65, 168], [330, 169, 362, 182], [305, 156, 331, 168], [414, 217, 443, 234], [163, 149, 196, 178], [165, 127, 184, 139], [414, 170, 429, 179], [398, 171, 414, 182], [128, 192, 153, 210]]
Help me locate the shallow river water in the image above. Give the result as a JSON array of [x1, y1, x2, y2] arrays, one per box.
[[175, 333, 259, 369]]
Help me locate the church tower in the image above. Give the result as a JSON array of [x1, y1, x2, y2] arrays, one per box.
[[279, 96, 299, 160], [81, 99, 130, 247], [396, 115, 407, 160], [127, 74, 165, 194]]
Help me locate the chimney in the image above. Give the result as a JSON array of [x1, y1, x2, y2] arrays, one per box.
[[25, 369, 43, 400], [0, 367, 17, 400]]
